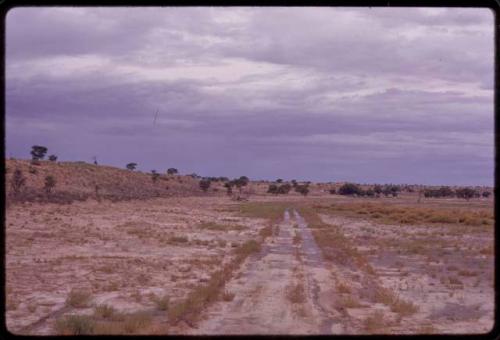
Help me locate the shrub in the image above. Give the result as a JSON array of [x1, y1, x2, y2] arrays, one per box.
[[151, 170, 160, 183], [295, 184, 309, 196], [329, 188, 336, 194], [44, 175, 57, 195], [167, 168, 178, 175], [267, 184, 278, 194], [199, 179, 211, 192], [482, 191, 491, 198], [48, 154, 58, 162], [277, 183, 292, 194], [338, 183, 362, 196], [456, 187, 477, 200], [10, 168, 26, 196]]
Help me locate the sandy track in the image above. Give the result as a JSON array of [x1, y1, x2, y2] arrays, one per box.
[[188, 209, 340, 335]]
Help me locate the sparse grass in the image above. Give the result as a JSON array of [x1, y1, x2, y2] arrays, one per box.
[[259, 225, 273, 239], [336, 281, 352, 294], [65, 289, 91, 308], [374, 286, 418, 316], [168, 236, 189, 244], [286, 283, 306, 304], [390, 298, 419, 316], [458, 269, 477, 277], [293, 231, 302, 245], [94, 304, 116, 319], [239, 202, 288, 224], [316, 202, 493, 228], [168, 239, 262, 325], [234, 239, 261, 259], [55, 315, 95, 335], [338, 295, 362, 308], [151, 294, 170, 311], [221, 290, 235, 302], [418, 324, 436, 334], [198, 221, 247, 231], [363, 310, 385, 333]]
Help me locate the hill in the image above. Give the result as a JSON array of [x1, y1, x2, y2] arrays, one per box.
[[5, 159, 207, 204]]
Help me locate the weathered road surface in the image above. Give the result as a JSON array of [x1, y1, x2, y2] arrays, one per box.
[[188, 209, 343, 335]]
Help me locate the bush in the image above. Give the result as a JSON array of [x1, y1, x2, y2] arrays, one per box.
[[167, 168, 178, 175], [267, 184, 278, 194], [48, 154, 58, 162], [277, 183, 292, 194], [199, 179, 211, 192], [295, 185, 309, 196], [338, 183, 362, 196], [456, 187, 477, 200], [151, 170, 160, 183], [10, 168, 26, 196], [44, 175, 56, 195]]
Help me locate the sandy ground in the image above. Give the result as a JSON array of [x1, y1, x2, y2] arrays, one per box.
[[5, 197, 263, 334], [6, 195, 494, 335]]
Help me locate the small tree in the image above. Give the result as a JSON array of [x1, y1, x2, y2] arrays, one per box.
[[224, 182, 233, 195], [267, 184, 278, 194], [10, 168, 26, 196], [295, 185, 309, 196], [151, 170, 160, 183], [291, 180, 298, 188], [44, 175, 56, 195], [48, 155, 58, 162], [276, 178, 283, 183], [373, 184, 382, 197], [31, 145, 48, 162], [456, 187, 477, 201], [234, 176, 249, 194], [482, 191, 491, 198], [126, 163, 137, 171], [199, 179, 211, 192], [167, 168, 178, 175], [277, 183, 292, 194]]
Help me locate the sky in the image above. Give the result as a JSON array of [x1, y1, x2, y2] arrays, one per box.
[[5, 7, 494, 186]]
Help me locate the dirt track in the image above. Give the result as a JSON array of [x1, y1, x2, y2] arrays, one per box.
[[189, 209, 342, 334]]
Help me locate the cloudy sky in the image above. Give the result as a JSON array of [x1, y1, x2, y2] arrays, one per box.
[[6, 7, 494, 185]]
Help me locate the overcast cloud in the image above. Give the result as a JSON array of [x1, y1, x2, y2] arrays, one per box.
[[6, 7, 494, 185]]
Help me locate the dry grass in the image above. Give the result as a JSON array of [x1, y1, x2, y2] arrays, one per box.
[[221, 290, 235, 302], [316, 201, 493, 228], [65, 289, 91, 308], [286, 283, 306, 304], [94, 304, 117, 319], [259, 225, 273, 239], [198, 221, 247, 231], [55, 315, 95, 335], [293, 231, 302, 245], [363, 310, 385, 333], [168, 239, 262, 325], [336, 281, 352, 294], [338, 295, 362, 309], [374, 287, 418, 316], [151, 294, 170, 311]]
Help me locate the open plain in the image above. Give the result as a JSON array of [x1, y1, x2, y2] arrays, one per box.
[[5, 171, 494, 335]]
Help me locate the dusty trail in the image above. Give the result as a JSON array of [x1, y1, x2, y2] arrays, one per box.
[[188, 209, 340, 335]]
